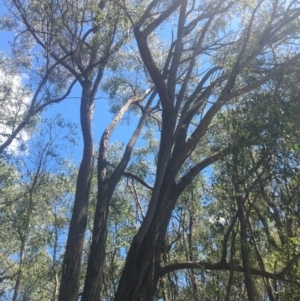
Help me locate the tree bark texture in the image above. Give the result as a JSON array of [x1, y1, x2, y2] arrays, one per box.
[[81, 92, 152, 301], [232, 150, 256, 301], [58, 80, 94, 301], [115, 164, 178, 301]]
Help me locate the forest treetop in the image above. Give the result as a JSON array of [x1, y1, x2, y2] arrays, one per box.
[[1, 1, 300, 300]]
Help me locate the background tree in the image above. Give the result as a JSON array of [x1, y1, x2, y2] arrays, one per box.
[[0, 22, 76, 153], [0, 116, 77, 301], [5, 0, 133, 299]]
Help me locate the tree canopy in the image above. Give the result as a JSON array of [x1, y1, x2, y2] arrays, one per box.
[[1, 0, 300, 300]]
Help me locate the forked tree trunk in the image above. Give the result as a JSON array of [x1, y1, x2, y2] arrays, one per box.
[[115, 176, 176, 301], [58, 80, 94, 301], [81, 94, 152, 301], [114, 223, 162, 301]]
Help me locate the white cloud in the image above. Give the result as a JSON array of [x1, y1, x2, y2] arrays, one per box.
[[208, 216, 225, 224], [0, 62, 31, 153]]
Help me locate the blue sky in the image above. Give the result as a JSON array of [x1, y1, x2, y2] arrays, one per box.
[[0, 3, 141, 163]]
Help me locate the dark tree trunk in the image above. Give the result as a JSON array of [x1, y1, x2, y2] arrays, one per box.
[[58, 80, 94, 301], [232, 150, 256, 301], [80, 166, 110, 301], [115, 173, 176, 301], [236, 195, 256, 301], [81, 92, 151, 301], [114, 222, 162, 301]]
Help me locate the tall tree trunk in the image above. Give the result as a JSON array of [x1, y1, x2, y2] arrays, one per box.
[[115, 175, 176, 301], [80, 179, 110, 301], [236, 196, 256, 301], [12, 236, 26, 301], [12, 173, 39, 301], [51, 213, 59, 301], [115, 222, 162, 301], [58, 80, 94, 301], [187, 208, 198, 301], [232, 150, 256, 301], [81, 92, 151, 301]]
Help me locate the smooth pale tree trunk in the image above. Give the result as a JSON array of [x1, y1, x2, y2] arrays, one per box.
[[58, 80, 94, 301]]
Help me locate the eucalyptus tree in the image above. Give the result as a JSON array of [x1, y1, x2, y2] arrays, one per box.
[[0, 116, 77, 301], [83, 139, 155, 300], [4, 0, 300, 300], [5, 0, 133, 299], [107, 1, 300, 300], [205, 82, 300, 301], [0, 25, 75, 153], [87, 63, 300, 300]]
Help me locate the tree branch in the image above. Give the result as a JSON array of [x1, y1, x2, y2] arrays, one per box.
[[159, 261, 300, 287], [106, 162, 153, 190]]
